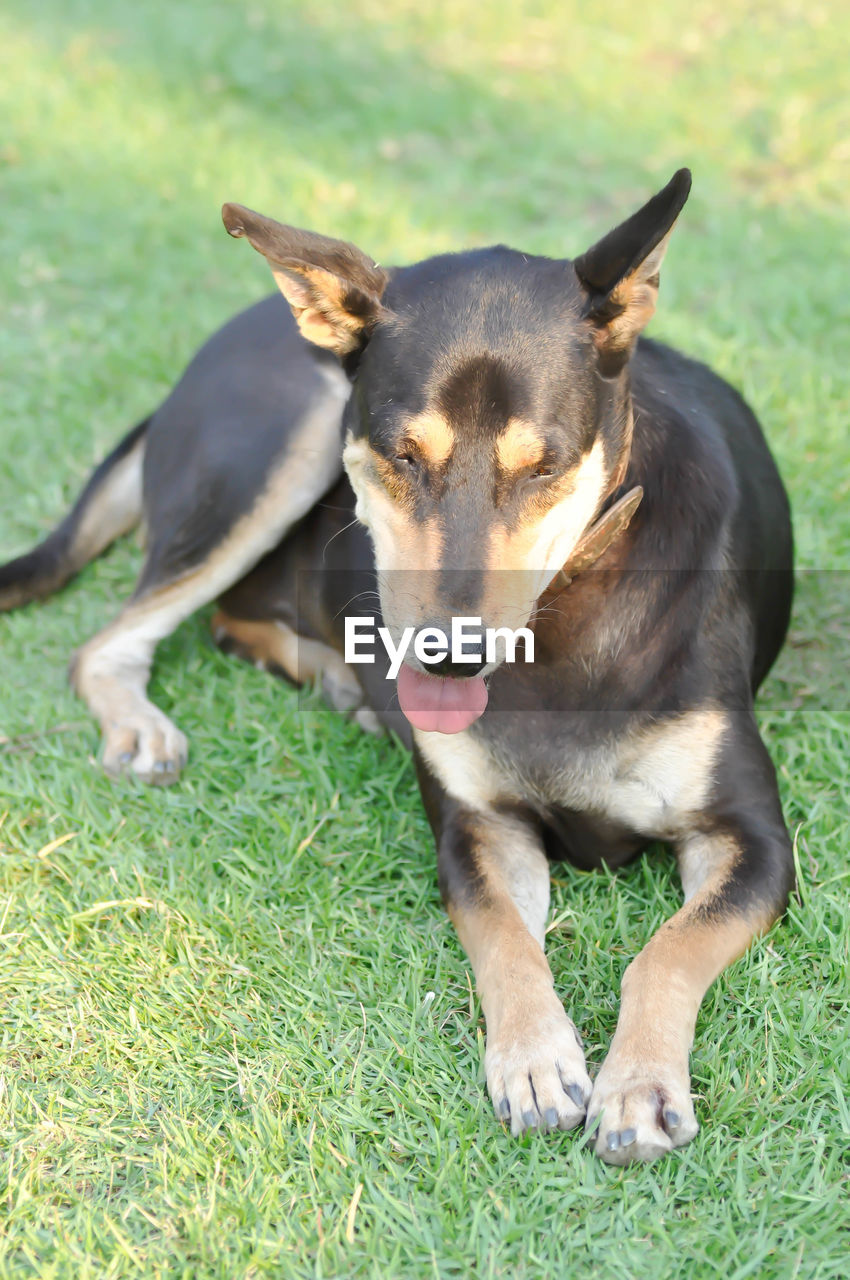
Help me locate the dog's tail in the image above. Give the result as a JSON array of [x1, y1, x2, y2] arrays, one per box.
[[0, 417, 149, 611]]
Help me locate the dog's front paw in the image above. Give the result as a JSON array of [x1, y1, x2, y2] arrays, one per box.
[[486, 999, 592, 1136], [585, 1054, 698, 1164], [102, 712, 188, 785]]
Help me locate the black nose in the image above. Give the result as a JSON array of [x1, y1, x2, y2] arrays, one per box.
[[427, 655, 487, 678]]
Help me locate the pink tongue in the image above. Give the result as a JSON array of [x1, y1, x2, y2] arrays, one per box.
[[396, 663, 488, 734]]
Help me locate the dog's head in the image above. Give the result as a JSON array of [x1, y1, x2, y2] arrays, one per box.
[[223, 170, 690, 732]]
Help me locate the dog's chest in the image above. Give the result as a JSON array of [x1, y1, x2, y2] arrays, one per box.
[[415, 704, 727, 849]]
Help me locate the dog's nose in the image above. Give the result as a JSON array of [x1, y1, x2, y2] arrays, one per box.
[[427, 654, 487, 678]]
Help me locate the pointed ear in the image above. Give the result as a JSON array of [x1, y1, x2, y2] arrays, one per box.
[[222, 203, 389, 357], [573, 169, 691, 362]]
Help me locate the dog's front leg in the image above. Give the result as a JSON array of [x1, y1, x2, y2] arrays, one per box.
[[586, 723, 794, 1164], [435, 802, 592, 1134]]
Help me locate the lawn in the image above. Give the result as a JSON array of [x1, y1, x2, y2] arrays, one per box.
[[0, 0, 848, 1276]]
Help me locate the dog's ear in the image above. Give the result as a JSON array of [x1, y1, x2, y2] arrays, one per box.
[[222, 203, 388, 357], [573, 169, 691, 365]]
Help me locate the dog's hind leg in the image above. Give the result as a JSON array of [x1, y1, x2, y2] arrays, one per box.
[[211, 611, 384, 734], [72, 383, 347, 783], [70, 583, 195, 784]]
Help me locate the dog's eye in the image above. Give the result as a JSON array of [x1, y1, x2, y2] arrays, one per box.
[[531, 465, 553, 479], [395, 453, 418, 469]]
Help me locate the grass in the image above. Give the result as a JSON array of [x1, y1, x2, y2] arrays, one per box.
[[0, 0, 848, 1275]]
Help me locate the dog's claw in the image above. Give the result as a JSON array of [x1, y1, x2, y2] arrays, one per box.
[[620, 1127, 637, 1147], [663, 1108, 681, 1131], [606, 1131, 621, 1152], [496, 1097, 511, 1121], [101, 713, 188, 786], [565, 1082, 586, 1110]]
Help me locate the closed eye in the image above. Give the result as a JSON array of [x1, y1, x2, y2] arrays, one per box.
[[393, 452, 424, 482], [522, 462, 556, 484]]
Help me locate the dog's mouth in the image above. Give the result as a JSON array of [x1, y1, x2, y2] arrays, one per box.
[[396, 663, 488, 734]]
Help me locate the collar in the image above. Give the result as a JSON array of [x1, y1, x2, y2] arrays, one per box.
[[547, 404, 641, 593], [547, 483, 643, 592]]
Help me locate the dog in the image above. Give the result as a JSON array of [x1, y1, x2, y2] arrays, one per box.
[[0, 169, 795, 1163]]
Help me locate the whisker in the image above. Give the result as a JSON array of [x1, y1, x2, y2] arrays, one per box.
[[321, 516, 363, 564], [331, 588, 382, 622]]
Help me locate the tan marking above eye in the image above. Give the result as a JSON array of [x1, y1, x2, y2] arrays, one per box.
[[404, 412, 456, 466], [495, 419, 546, 474]]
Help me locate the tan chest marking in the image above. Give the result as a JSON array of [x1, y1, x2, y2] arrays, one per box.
[[417, 706, 728, 842], [601, 707, 727, 837], [415, 726, 504, 811]]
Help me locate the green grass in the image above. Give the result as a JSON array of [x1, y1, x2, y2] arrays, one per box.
[[1, 0, 848, 1275]]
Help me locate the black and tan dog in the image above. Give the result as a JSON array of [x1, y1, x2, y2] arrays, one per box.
[[0, 170, 794, 1163]]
